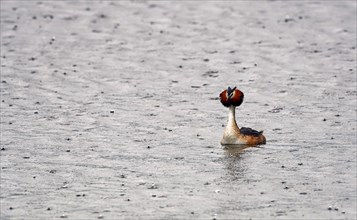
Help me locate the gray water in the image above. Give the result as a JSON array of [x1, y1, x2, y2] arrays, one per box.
[[1, 1, 356, 219]]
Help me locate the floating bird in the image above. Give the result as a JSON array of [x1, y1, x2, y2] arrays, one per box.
[[219, 86, 266, 145]]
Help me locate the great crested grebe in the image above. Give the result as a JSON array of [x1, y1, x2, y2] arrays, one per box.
[[219, 86, 266, 145]]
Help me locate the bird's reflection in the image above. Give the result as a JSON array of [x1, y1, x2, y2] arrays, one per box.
[[222, 145, 259, 181]]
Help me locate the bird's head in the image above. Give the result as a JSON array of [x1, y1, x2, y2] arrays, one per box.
[[219, 86, 244, 107]]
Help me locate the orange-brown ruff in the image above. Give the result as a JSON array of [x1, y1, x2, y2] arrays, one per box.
[[219, 86, 266, 145]]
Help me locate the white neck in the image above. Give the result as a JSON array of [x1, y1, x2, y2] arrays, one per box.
[[227, 106, 239, 130], [221, 105, 243, 145], [221, 105, 241, 145]]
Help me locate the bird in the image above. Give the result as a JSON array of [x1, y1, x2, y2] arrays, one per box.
[[219, 86, 266, 145]]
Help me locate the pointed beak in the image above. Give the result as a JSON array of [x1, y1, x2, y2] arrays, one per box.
[[227, 86, 236, 99], [228, 92, 233, 99]]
